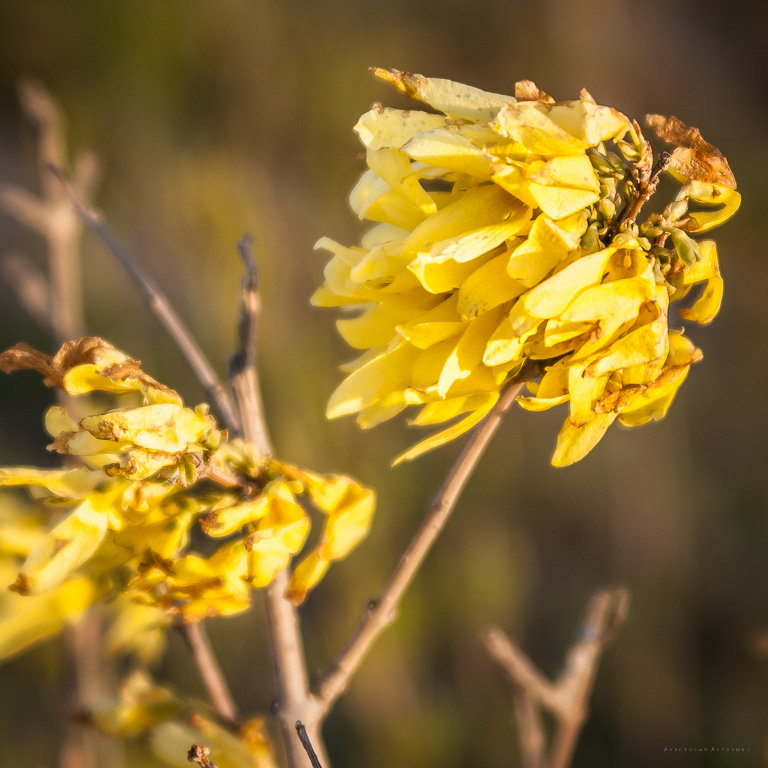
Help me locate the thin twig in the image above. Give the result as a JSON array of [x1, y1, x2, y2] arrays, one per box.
[[229, 235, 271, 451], [47, 164, 241, 433], [295, 721, 324, 768], [227, 242, 323, 768], [548, 589, 629, 768], [483, 628, 563, 712], [2, 79, 124, 768], [314, 380, 526, 714], [178, 622, 240, 727], [606, 150, 671, 241], [483, 587, 630, 768], [0, 251, 51, 333]]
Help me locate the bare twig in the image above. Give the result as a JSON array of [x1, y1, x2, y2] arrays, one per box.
[[229, 235, 271, 451], [0, 251, 51, 333], [483, 587, 630, 768], [295, 721, 324, 768], [47, 164, 241, 433], [227, 242, 323, 768], [1, 79, 125, 768], [178, 622, 240, 727], [605, 150, 671, 241], [314, 380, 526, 714], [0, 79, 99, 343]]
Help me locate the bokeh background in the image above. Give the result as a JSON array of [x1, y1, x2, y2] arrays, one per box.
[[0, 1, 766, 767]]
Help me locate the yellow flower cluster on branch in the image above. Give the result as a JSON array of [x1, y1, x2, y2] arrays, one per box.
[[314, 69, 739, 466], [0, 337, 375, 658]]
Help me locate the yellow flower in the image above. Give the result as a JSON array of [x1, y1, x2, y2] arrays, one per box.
[[315, 69, 739, 466], [0, 337, 374, 658]]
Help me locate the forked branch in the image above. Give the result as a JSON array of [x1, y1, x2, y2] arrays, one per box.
[[483, 587, 630, 768]]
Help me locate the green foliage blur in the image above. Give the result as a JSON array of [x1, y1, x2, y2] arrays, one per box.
[[0, 2, 767, 767]]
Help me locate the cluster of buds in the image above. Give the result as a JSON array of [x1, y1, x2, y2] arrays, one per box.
[[0, 337, 374, 651], [314, 69, 739, 465]]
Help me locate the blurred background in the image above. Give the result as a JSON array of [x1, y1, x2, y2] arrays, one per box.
[[0, 1, 766, 766]]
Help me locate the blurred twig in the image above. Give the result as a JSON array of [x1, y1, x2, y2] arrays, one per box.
[[0, 251, 50, 332], [483, 587, 630, 768], [178, 622, 240, 728], [0, 79, 98, 343], [0, 79, 124, 768], [228, 241, 326, 768], [47, 165, 241, 433]]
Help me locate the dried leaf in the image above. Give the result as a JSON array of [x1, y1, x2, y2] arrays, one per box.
[[645, 114, 736, 188], [514, 80, 554, 103]]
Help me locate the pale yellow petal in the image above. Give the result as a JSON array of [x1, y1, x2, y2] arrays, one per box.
[[354, 106, 448, 150], [402, 129, 494, 179], [516, 246, 616, 319], [373, 68, 514, 123], [392, 392, 498, 465], [457, 252, 526, 320], [327, 341, 419, 419], [551, 412, 617, 467]]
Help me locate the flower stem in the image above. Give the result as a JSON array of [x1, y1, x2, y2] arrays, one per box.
[[179, 622, 240, 727], [314, 380, 526, 714]]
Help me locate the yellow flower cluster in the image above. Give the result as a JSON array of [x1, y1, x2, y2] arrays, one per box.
[[0, 338, 374, 657], [314, 69, 740, 466]]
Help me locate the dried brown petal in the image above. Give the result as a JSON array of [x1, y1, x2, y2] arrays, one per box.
[[0, 343, 61, 387], [514, 80, 554, 103], [645, 114, 736, 188]]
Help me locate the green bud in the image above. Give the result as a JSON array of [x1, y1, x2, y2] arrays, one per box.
[[669, 228, 702, 266], [664, 199, 689, 222]]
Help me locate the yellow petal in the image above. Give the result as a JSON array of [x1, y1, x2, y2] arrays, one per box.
[[482, 318, 539, 366], [365, 147, 437, 215], [679, 240, 723, 324], [14, 491, 113, 594], [286, 551, 330, 605], [457, 252, 526, 320], [506, 211, 589, 286], [403, 184, 520, 256], [338, 304, 420, 350], [551, 412, 617, 467], [0, 575, 101, 661], [200, 496, 269, 538], [528, 184, 599, 220], [681, 182, 741, 232], [354, 106, 448, 150], [396, 294, 465, 349], [437, 306, 505, 396], [528, 154, 600, 192], [373, 68, 514, 123], [560, 268, 655, 323], [567, 363, 609, 426], [409, 393, 490, 425], [392, 392, 498, 465], [0, 466, 101, 499], [327, 340, 419, 419], [402, 128, 494, 179], [517, 246, 616, 320], [349, 169, 427, 229], [495, 100, 628, 156], [80, 404, 214, 454], [517, 392, 570, 412], [585, 316, 667, 378]]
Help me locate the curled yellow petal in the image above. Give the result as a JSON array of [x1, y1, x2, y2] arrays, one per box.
[[551, 412, 617, 467], [372, 67, 514, 123]]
